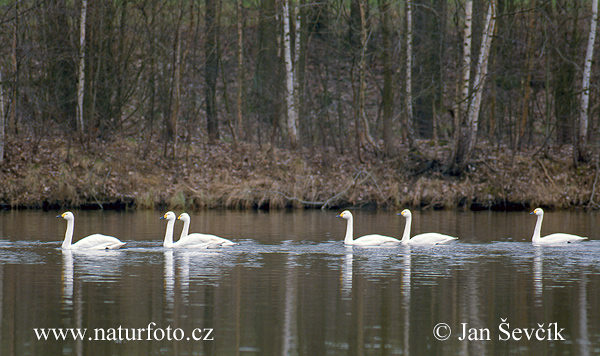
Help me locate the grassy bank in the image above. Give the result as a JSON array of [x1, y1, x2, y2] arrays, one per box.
[[1, 136, 597, 211]]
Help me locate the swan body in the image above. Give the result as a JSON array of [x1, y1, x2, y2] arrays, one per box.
[[399, 209, 457, 245], [58, 212, 126, 250], [336, 210, 400, 246], [161, 212, 231, 248], [531, 208, 588, 244], [178, 213, 236, 247]]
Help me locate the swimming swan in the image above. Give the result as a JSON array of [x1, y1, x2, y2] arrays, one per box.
[[336, 210, 400, 246], [57, 211, 126, 250], [177, 213, 236, 247], [399, 209, 457, 245], [160, 212, 228, 248], [530, 208, 588, 244]]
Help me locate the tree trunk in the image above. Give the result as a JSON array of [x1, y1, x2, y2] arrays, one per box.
[[206, 0, 220, 143], [10, 1, 18, 136], [380, 0, 395, 155], [76, 0, 88, 140], [353, 0, 376, 152], [236, 0, 245, 141], [283, 0, 299, 148], [0, 67, 5, 162], [448, 0, 495, 175], [460, 0, 473, 118], [169, 2, 182, 157], [576, 0, 598, 163], [404, 0, 415, 148]]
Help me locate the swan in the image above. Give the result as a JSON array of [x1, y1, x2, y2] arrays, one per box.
[[160, 212, 229, 248], [177, 213, 236, 247], [530, 208, 588, 244], [336, 210, 400, 246], [57, 211, 126, 250], [398, 209, 457, 245]]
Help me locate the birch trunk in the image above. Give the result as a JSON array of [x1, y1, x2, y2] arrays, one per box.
[[577, 0, 598, 163], [405, 0, 415, 148], [283, 0, 299, 148], [76, 0, 87, 139], [465, 0, 496, 157], [460, 0, 473, 117], [448, 0, 495, 175]]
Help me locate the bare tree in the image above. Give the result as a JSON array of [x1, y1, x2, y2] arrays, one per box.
[[236, 0, 245, 141], [283, 0, 299, 148], [576, 0, 598, 163], [76, 0, 88, 140], [206, 0, 220, 143], [448, 0, 496, 175], [404, 0, 415, 149], [380, 0, 395, 155], [0, 67, 5, 162]]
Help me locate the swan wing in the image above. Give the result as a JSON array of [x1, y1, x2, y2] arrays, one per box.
[[352, 234, 400, 246], [408, 233, 457, 245], [536, 233, 588, 244], [70, 234, 126, 250], [174, 233, 236, 248]]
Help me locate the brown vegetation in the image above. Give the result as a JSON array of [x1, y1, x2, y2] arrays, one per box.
[[1, 136, 597, 211]]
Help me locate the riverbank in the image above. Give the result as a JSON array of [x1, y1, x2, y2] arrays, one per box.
[[1, 136, 597, 211]]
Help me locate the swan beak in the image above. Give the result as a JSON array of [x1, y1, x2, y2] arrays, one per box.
[[177, 216, 181, 220], [56, 213, 65, 218], [335, 214, 342, 218], [397, 212, 402, 216], [159, 215, 166, 220]]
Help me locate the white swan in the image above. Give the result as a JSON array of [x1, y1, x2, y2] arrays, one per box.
[[336, 210, 400, 246], [160, 212, 228, 248], [530, 208, 588, 244], [177, 213, 236, 247], [57, 211, 126, 250], [398, 209, 457, 245]]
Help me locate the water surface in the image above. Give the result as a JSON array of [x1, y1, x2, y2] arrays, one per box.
[[0, 209, 598, 355]]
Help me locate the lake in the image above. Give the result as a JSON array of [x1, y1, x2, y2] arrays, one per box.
[[0, 209, 599, 355]]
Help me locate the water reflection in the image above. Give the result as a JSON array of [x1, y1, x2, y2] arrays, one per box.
[[1, 211, 600, 355], [401, 245, 411, 356]]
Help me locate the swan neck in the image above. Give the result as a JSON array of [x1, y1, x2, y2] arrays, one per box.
[[62, 219, 74, 249], [344, 217, 354, 245], [180, 219, 190, 240], [164, 219, 175, 247], [401, 216, 412, 243], [532, 214, 543, 242]]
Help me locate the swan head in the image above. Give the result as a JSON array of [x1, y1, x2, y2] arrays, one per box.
[[336, 210, 353, 220], [57, 211, 75, 221], [398, 209, 412, 218], [160, 211, 177, 221], [531, 208, 544, 216], [177, 213, 190, 222]]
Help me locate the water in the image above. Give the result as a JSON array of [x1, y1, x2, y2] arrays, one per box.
[[0, 209, 599, 355]]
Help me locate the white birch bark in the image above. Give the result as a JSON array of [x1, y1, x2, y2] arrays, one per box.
[[405, 0, 415, 147], [466, 0, 496, 138], [578, 0, 598, 160], [76, 0, 87, 137], [283, 0, 299, 147], [460, 0, 473, 117]]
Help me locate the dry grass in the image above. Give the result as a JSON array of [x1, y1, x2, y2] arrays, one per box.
[[0, 135, 597, 211]]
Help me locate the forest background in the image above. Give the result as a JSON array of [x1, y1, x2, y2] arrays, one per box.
[[0, 0, 599, 211]]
